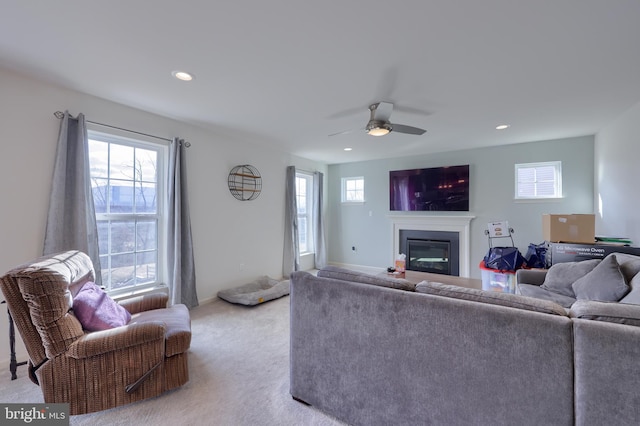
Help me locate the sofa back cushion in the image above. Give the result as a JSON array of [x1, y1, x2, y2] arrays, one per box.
[[317, 266, 415, 291], [614, 252, 640, 305], [517, 284, 576, 308], [416, 281, 567, 316], [540, 259, 601, 298], [570, 300, 640, 327], [620, 273, 640, 305], [614, 252, 640, 280], [16, 251, 93, 358]]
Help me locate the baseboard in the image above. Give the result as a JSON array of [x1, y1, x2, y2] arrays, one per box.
[[291, 395, 311, 406], [198, 295, 221, 306]]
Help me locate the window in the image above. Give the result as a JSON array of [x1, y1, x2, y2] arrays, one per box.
[[296, 172, 314, 254], [341, 176, 365, 203], [515, 161, 562, 199], [88, 131, 167, 293]]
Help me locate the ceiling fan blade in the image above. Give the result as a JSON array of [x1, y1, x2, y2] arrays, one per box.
[[326, 106, 368, 120], [374, 101, 394, 122], [391, 124, 427, 135], [328, 129, 356, 137]]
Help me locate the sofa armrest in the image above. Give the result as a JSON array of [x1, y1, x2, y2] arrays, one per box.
[[66, 321, 166, 359], [569, 300, 640, 327], [516, 269, 547, 287], [118, 291, 168, 314]]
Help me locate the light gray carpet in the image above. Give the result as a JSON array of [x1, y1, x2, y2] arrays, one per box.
[[0, 296, 346, 426]]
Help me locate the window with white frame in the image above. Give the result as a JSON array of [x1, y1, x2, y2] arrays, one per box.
[[296, 172, 314, 254], [341, 176, 365, 203], [88, 131, 167, 293], [515, 161, 562, 199]]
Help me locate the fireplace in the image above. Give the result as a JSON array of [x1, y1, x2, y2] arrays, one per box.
[[389, 215, 475, 277], [399, 230, 460, 276]]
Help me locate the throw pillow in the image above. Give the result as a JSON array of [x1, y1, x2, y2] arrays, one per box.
[[614, 253, 640, 282], [72, 282, 131, 331], [540, 259, 601, 298], [619, 272, 640, 305], [572, 254, 630, 302]]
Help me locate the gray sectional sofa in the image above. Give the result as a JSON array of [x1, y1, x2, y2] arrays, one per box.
[[516, 252, 640, 308], [290, 258, 640, 426]]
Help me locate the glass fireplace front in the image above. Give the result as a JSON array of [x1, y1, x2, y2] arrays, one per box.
[[406, 239, 451, 275]]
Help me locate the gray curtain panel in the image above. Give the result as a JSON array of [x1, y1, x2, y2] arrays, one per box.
[[313, 171, 327, 269], [283, 165, 299, 278], [43, 111, 101, 283], [167, 138, 198, 309]]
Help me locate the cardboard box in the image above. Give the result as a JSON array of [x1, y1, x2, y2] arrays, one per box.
[[542, 214, 595, 244], [550, 243, 640, 264]]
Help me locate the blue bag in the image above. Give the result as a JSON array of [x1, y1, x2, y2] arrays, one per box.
[[524, 242, 548, 269], [483, 246, 525, 271]]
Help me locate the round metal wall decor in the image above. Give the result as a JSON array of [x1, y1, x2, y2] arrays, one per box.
[[228, 165, 262, 201]]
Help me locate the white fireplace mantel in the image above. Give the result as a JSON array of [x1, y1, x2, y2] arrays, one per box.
[[389, 215, 475, 277]]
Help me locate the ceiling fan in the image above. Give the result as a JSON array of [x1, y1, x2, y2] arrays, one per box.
[[331, 102, 427, 137]]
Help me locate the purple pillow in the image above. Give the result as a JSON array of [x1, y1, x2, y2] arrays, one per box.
[[73, 282, 131, 331]]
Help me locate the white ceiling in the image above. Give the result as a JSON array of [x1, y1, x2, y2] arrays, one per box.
[[2, 1, 640, 164]]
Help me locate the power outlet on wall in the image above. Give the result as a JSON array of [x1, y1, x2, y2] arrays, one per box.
[[239, 263, 246, 271]]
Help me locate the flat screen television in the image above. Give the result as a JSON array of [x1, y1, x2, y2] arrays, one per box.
[[389, 164, 469, 211]]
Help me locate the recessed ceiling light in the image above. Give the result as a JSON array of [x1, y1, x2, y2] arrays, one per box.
[[495, 124, 510, 130], [172, 70, 194, 81], [344, 147, 353, 151]]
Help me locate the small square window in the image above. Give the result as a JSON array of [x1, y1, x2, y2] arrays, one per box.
[[341, 177, 365, 203], [515, 161, 562, 199]]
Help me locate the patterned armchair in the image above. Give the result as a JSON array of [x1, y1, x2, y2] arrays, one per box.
[[0, 250, 191, 415]]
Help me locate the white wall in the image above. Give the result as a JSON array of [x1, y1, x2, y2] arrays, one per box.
[[0, 67, 326, 368], [327, 136, 595, 277], [595, 101, 640, 242]]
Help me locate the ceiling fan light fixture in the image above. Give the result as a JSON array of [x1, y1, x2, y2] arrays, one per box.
[[366, 121, 392, 136], [172, 70, 194, 81]]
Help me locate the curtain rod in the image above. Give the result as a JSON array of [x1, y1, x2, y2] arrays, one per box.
[[53, 111, 191, 147]]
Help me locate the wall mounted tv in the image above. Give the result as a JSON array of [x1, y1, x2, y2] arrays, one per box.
[[389, 164, 469, 211]]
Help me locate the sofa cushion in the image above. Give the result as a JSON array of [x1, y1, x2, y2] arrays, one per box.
[[517, 284, 577, 308], [572, 254, 629, 302], [540, 259, 601, 298], [317, 265, 415, 291], [73, 282, 132, 331], [416, 281, 567, 316], [16, 255, 90, 358], [129, 304, 192, 356], [619, 273, 640, 305], [570, 300, 640, 327], [615, 253, 640, 305], [614, 252, 640, 281]]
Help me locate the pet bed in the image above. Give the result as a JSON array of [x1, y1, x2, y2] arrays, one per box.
[[217, 276, 290, 306]]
